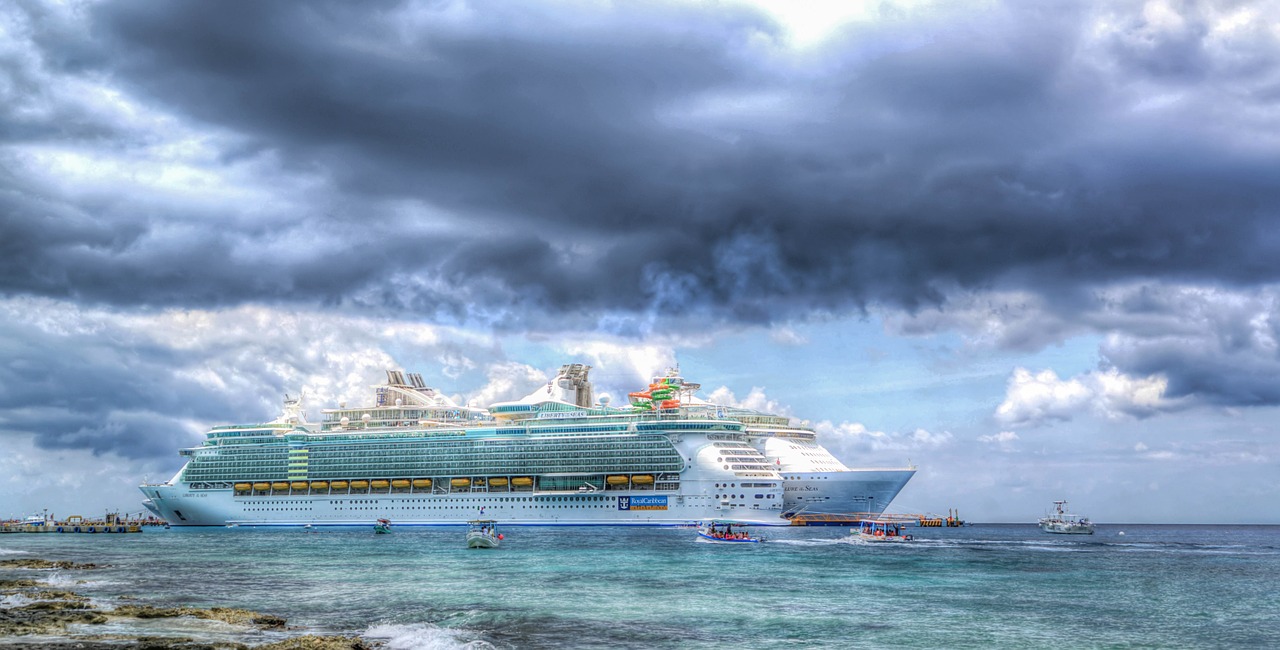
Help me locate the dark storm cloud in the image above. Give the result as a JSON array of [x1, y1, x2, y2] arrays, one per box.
[[2, 0, 1269, 314], [0, 318, 248, 459], [3, 3, 1280, 337], [1099, 285, 1280, 407]]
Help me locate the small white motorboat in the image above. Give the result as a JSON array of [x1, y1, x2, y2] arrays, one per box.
[[467, 520, 501, 548]]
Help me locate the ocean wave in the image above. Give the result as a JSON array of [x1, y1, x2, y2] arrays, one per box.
[[363, 622, 497, 650], [831, 536, 911, 547], [1, 594, 34, 608], [40, 571, 119, 588], [769, 538, 842, 546], [0, 548, 28, 556]]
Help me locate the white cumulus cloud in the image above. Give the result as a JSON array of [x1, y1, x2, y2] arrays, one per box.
[[995, 366, 1175, 427], [705, 386, 793, 418], [812, 421, 953, 455], [978, 431, 1019, 444]]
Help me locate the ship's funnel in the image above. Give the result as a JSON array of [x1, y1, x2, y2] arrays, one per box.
[[555, 363, 595, 408]]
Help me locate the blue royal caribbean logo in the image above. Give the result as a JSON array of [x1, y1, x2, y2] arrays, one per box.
[[617, 495, 667, 511]]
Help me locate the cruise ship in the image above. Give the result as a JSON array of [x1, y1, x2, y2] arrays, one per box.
[[141, 365, 915, 526], [140, 366, 789, 526]]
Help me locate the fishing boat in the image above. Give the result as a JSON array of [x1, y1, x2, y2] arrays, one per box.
[[1038, 500, 1094, 535], [696, 520, 763, 544], [466, 520, 501, 548], [374, 518, 392, 534], [853, 519, 914, 542]]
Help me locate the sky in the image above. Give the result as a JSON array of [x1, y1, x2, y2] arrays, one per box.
[[2, 0, 1278, 523]]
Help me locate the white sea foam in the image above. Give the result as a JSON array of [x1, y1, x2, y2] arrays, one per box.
[[0, 548, 28, 555], [40, 571, 118, 588], [1, 593, 35, 608], [769, 538, 841, 547], [363, 622, 496, 650]]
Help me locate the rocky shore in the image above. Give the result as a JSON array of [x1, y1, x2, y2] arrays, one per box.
[[1, 558, 375, 649]]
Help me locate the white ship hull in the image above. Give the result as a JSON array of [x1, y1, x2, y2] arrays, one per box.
[[139, 483, 786, 527], [780, 469, 916, 516]]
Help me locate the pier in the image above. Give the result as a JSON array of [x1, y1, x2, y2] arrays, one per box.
[[917, 509, 966, 527], [0, 513, 156, 534], [785, 509, 966, 527], [786, 512, 918, 526]]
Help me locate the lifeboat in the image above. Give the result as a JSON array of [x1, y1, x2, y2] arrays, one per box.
[[310, 481, 329, 490], [350, 480, 370, 490], [391, 479, 410, 489], [451, 478, 471, 487], [371, 480, 390, 489], [291, 481, 309, 490], [271, 482, 290, 491], [606, 475, 629, 485], [234, 483, 252, 491], [512, 477, 533, 487], [330, 480, 349, 490], [632, 475, 654, 484], [488, 477, 509, 487], [253, 482, 271, 491], [412, 479, 432, 488]]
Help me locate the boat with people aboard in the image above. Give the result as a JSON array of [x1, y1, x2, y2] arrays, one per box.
[[1038, 500, 1094, 535], [466, 520, 501, 548], [853, 519, 914, 542], [696, 520, 763, 543], [139, 363, 910, 527], [374, 518, 391, 534]]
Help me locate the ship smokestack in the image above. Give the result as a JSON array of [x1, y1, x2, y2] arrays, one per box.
[[556, 364, 595, 408]]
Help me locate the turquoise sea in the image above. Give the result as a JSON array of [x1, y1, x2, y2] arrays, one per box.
[[3, 524, 1278, 648]]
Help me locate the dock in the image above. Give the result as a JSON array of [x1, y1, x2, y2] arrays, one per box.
[[786, 512, 917, 526], [0, 513, 153, 534], [917, 509, 966, 527], [785, 509, 966, 527]]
